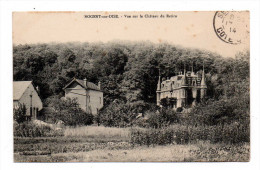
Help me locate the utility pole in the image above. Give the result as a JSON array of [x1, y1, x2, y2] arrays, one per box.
[[30, 91, 33, 119]]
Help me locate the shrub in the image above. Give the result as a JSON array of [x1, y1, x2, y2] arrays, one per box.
[[146, 108, 179, 128], [13, 121, 64, 137], [56, 108, 93, 126], [13, 104, 27, 124], [47, 97, 94, 126], [183, 95, 250, 127], [97, 100, 147, 127]]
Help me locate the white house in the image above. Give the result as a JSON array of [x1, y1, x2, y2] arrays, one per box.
[[13, 81, 43, 119], [63, 78, 103, 115]]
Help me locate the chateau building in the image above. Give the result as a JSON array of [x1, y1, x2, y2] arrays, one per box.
[[156, 66, 207, 109], [63, 78, 103, 115]]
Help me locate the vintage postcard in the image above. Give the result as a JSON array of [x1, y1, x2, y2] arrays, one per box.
[[12, 11, 250, 162]]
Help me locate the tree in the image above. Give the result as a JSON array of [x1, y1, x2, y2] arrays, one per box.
[[13, 42, 250, 123], [146, 107, 179, 128], [97, 99, 144, 127], [49, 97, 93, 126]]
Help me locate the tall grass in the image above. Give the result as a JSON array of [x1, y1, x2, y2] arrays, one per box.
[[64, 126, 130, 140], [130, 123, 249, 146]]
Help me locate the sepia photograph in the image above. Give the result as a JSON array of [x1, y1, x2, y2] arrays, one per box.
[[12, 11, 250, 162]]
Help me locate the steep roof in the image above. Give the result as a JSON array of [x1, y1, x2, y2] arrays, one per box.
[[13, 81, 32, 100], [63, 78, 101, 91]]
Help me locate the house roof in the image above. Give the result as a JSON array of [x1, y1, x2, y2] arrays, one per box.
[[13, 81, 32, 100], [63, 78, 101, 91]]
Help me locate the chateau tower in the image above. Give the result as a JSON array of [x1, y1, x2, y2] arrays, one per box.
[[200, 64, 207, 99]]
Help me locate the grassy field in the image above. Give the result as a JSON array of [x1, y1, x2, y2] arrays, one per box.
[[64, 126, 130, 140], [14, 126, 250, 162]]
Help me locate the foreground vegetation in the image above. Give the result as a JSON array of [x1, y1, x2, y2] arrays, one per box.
[[13, 126, 249, 162], [14, 143, 249, 162]]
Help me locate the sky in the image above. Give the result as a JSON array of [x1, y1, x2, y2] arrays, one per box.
[[12, 11, 249, 58]]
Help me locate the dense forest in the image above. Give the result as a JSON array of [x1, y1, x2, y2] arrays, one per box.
[[13, 41, 250, 130]]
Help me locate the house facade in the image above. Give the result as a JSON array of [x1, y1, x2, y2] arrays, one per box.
[[156, 67, 207, 109], [13, 81, 43, 119], [63, 78, 103, 115]]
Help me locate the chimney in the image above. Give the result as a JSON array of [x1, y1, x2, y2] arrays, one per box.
[[98, 81, 101, 90], [83, 78, 87, 87]]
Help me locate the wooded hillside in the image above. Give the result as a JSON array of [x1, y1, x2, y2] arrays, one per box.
[[13, 41, 249, 108]]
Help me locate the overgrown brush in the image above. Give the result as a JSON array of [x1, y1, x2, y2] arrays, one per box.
[[13, 121, 64, 137], [130, 122, 249, 146], [14, 140, 132, 153], [189, 141, 250, 162], [47, 97, 94, 126]]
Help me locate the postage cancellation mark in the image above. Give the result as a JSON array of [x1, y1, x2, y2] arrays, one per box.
[[213, 11, 249, 45]]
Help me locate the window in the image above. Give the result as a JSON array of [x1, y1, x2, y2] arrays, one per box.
[[100, 97, 102, 104]]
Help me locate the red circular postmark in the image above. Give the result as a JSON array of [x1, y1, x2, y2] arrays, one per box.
[[213, 11, 249, 45]]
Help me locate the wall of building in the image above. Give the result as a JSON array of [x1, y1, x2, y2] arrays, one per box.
[[87, 90, 103, 115], [65, 82, 87, 111], [65, 82, 103, 115], [14, 83, 43, 118]]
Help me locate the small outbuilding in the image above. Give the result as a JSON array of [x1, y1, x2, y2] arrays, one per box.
[[13, 81, 43, 120]]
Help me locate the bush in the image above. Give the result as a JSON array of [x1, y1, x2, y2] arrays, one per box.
[[13, 121, 64, 137], [47, 97, 94, 126], [146, 108, 179, 128], [57, 108, 93, 126], [13, 104, 27, 124], [97, 100, 151, 127], [184, 95, 250, 127]]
